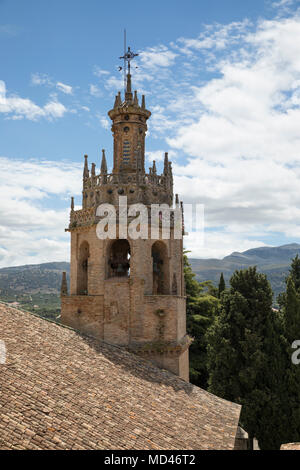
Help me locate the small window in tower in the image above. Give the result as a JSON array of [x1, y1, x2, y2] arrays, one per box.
[[123, 140, 131, 164], [124, 126, 129, 133], [108, 240, 131, 278]]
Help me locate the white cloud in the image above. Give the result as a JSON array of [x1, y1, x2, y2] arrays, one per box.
[[146, 150, 177, 163], [166, 14, 300, 257], [0, 156, 82, 267], [56, 82, 73, 95], [89, 84, 102, 97], [94, 67, 110, 78], [139, 45, 177, 69], [0, 80, 67, 121], [31, 73, 52, 87], [105, 75, 124, 91], [0, 24, 19, 37], [177, 20, 251, 55], [3, 5, 300, 264], [272, 0, 295, 9], [97, 114, 110, 130], [185, 230, 268, 259]]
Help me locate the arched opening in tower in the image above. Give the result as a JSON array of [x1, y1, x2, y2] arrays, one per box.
[[108, 240, 131, 278], [152, 241, 169, 295], [77, 241, 89, 295]]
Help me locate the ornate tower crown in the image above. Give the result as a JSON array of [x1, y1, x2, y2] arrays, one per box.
[[78, 44, 174, 210], [108, 46, 151, 174]]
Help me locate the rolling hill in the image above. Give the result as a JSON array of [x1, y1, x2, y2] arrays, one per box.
[[0, 262, 70, 321], [0, 243, 299, 316], [190, 243, 300, 300]]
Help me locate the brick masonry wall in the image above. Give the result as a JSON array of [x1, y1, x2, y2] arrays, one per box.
[[143, 295, 186, 342], [61, 295, 104, 340], [104, 278, 130, 345], [64, 223, 188, 380]]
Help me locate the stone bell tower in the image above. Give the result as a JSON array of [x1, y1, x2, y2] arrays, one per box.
[[61, 47, 191, 381]]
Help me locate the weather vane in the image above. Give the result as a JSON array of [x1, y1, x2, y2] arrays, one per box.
[[119, 29, 139, 94]]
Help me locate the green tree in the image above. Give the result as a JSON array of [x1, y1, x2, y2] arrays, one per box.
[[183, 252, 201, 314], [278, 254, 300, 309], [207, 266, 286, 450], [184, 254, 219, 388], [218, 273, 226, 298], [280, 276, 300, 444], [290, 255, 300, 292]]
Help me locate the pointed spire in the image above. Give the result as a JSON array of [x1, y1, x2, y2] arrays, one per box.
[[169, 162, 173, 183], [101, 149, 107, 174], [127, 74, 132, 93], [91, 163, 96, 177], [114, 92, 121, 108], [181, 201, 185, 235], [134, 90, 138, 106], [164, 152, 169, 175], [125, 74, 133, 101], [175, 194, 179, 207], [71, 196, 74, 211], [60, 272, 68, 296], [141, 95, 146, 109], [83, 155, 89, 178]]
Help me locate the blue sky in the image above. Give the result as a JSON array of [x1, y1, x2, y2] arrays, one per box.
[[0, 0, 273, 162], [1, 0, 300, 266]]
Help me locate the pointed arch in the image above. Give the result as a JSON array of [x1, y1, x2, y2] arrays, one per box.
[[77, 241, 89, 295], [151, 241, 170, 295], [107, 239, 131, 278]]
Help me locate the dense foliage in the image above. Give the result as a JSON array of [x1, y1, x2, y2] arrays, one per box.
[[278, 256, 300, 445], [184, 254, 219, 388], [206, 267, 287, 449], [185, 257, 300, 450]]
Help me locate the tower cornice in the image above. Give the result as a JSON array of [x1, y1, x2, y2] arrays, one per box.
[[108, 104, 151, 121]]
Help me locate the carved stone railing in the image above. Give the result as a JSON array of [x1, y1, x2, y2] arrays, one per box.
[[83, 172, 171, 190], [69, 207, 95, 229], [68, 205, 183, 232]]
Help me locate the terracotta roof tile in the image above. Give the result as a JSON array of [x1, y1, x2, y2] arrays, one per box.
[[281, 443, 300, 450], [0, 304, 241, 450]]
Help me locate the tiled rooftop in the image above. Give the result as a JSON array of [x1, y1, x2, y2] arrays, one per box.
[[0, 304, 241, 450], [281, 443, 300, 450]]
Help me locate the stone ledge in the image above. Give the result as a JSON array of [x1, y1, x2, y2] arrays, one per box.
[[128, 335, 193, 357]]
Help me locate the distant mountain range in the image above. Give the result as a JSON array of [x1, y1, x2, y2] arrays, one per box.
[[0, 262, 70, 297], [0, 244, 299, 308], [190, 243, 300, 300]]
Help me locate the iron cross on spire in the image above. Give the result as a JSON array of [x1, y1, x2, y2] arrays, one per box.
[[120, 46, 139, 74], [119, 30, 139, 94]]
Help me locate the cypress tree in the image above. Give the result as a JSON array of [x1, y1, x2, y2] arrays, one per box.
[[184, 254, 218, 388], [281, 276, 300, 443], [290, 255, 300, 292], [207, 266, 286, 449], [218, 272, 226, 298]]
